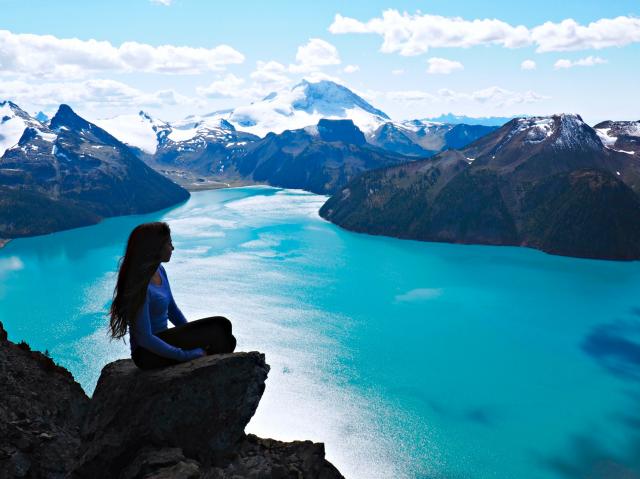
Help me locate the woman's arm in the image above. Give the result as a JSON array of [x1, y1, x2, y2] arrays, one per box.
[[134, 294, 202, 361], [161, 265, 188, 326], [168, 297, 188, 326]]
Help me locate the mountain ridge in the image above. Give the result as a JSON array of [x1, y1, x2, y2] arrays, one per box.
[[319, 113, 640, 260]]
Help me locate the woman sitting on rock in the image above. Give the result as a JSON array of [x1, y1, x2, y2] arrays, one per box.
[[108, 221, 236, 369]]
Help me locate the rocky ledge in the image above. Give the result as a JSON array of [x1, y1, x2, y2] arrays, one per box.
[[0, 321, 344, 478]]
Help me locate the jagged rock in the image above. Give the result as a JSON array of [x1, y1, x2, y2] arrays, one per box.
[[73, 353, 269, 478], [120, 447, 201, 479], [204, 434, 345, 479], [0, 321, 90, 479]]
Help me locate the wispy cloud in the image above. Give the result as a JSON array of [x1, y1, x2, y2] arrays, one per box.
[[196, 73, 247, 98], [521, 59, 537, 70], [554, 55, 607, 69], [289, 38, 341, 73], [0, 78, 196, 109], [387, 86, 549, 106], [343, 64, 360, 73], [0, 29, 244, 77], [329, 10, 640, 54], [150, 0, 172, 5], [427, 57, 463, 74]]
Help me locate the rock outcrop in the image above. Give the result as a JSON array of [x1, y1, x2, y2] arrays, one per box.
[[0, 321, 344, 478], [0, 322, 90, 478]]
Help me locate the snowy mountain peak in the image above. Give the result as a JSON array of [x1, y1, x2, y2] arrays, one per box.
[[50, 104, 90, 131], [227, 79, 390, 138], [290, 80, 389, 120], [0, 101, 49, 157], [472, 113, 606, 163], [94, 111, 170, 154], [503, 114, 601, 150]]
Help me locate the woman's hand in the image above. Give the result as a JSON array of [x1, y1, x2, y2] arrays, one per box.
[[187, 347, 206, 359]]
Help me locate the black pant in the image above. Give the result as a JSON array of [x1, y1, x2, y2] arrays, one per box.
[[132, 316, 237, 370]]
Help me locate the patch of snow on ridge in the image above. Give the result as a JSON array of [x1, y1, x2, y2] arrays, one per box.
[[37, 131, 57, 142], [515, 117, 554, 144], [595, 128, 617, 147], [95, 111, 168, 154], [0, 103, 28, 157], [399, 119, 445, 132], [168, 116, 233, 143]]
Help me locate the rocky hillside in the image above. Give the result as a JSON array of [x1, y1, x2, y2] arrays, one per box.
[[152, 117, 260, 177], [0, 104, 190, 239], [367, 120, 497, 157], [320, 114, 640, 260], [235, 119, 416, 194], [0, 320, 343, 478]]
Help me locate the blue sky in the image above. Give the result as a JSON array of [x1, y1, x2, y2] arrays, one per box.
[[1, 0, 639, 124]]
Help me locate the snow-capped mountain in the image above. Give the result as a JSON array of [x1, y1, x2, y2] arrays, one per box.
[[320, 112, 640, 260], [223, 79, 390, 138], [593, 120, 640, 156], [0, 104, 189, 237], [368, 119, 497, 156], [94, 111, 171, 155], [0, 101, 48, 157], [153, 116, 259, 176], [93, 81, 499, 159]]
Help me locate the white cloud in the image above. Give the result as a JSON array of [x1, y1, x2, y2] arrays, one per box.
[[0, 29, 244, 77], [300, 71, 344, 84], [196, 73, 247, 98], [521, 59, 537, 70], [391, 69, 404, 75], [387, 90, 437, 102], [329, 10, 530, 55], [427, 57, 463, 74], [0, 78, 195, 110], [250, 61, 292, 94], [150, 0, 172, 5], [289, 38, 341, 73], [386, 86, 549, 106], [554, 55, 607, 69], [329, 10, 640, 54], [343, 64, 360, 73], [532, 17, 640, 52]]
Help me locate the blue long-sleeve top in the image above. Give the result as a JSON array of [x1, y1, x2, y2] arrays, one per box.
[[129, 264, 201, 361]]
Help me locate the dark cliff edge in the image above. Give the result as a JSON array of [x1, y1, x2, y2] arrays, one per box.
[[0, 321, 344, 479]]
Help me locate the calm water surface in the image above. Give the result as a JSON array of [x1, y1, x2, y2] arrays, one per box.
[[1, 186, 639, 479]]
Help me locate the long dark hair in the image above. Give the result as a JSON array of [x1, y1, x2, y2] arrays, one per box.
[[109, 222, 171, 340]]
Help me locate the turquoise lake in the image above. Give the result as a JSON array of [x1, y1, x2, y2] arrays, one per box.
[[1, 186, 639, 478]]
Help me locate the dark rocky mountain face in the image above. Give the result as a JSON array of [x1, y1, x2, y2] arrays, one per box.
[[0, 104, 189, 238], [236, 119, 416, 195], [152, 118, 260, 177], [367, 121, 497, 157], [0, 321, 344, 479], [320, 114, 640, 260]]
